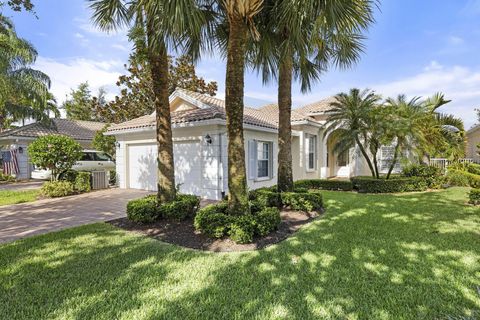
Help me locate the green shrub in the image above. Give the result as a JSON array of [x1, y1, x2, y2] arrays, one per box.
[[446, 169, 480, 188], [402, 164, 443, 188], [229, 215, 256, 244], [158, 194, 200, 220], [194, 202, 231, 238], [448, 162, 480, 175], [41, 181, 75, 198], [249, 189, 280, 213], [351, 176, 427, 193], [254, 207, 281, 236], [126, 196, 158, 223], [281, 190, 323, 212], [108, 170, 117, 185], [74, 172, 91, 193], [468, 189, 480, 205], [0, 173, 15, 182], [59, 170, 78, 183], [294, 179, 354, 191]]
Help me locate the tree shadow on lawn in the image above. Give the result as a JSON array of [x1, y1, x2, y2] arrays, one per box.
[[0, 188, 479, 319]]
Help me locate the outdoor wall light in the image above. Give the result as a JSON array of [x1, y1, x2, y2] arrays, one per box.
[[18, 147, 24, 154], [115, 142, 121, 149], [205, 134, 213, 145]]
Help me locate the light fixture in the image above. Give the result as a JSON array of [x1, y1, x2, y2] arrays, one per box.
[[18, 147, 24, 154], [205, 134, 213, 145], [115, 142, 121, 149]]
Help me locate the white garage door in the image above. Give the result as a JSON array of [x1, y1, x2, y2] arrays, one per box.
[[127, 141, 204, 196]]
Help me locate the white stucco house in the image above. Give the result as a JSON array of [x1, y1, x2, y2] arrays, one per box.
[[107, 88, 398, 200], [0, 119, 105, 180], [466, 124, 480, 162]]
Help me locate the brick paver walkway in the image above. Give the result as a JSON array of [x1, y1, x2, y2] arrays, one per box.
[[0, 188, 151, 244]]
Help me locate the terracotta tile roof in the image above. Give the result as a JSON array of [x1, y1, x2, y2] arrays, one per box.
[[258, 104, 319, 123], [296, 97, 337, 116], [108, 89, 278, 133], [0, 118, 105, 141]]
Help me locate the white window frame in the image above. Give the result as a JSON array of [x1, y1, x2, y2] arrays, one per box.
[[306, 134, 317, 172], [256, 141, 272, 180]]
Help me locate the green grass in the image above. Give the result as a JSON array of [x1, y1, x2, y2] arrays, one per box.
[[0, 189, 40, 206], [0, 187, 479, 319]]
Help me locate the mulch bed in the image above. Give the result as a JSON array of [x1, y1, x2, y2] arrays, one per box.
[[108, 210, 320, 252]]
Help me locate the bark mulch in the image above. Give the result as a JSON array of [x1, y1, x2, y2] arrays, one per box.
[[108, 210, 320, 252]]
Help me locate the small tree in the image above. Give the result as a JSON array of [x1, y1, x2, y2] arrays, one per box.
[[93, 125, 116, 157], [29, 135, 82, 181]]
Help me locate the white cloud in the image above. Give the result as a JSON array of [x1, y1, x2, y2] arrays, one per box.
[[447, 35, 464, 46], [292, 61, 480, 129], [35, 56, 122, 103]]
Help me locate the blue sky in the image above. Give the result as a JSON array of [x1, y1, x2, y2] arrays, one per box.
[[4, 0, 480, 129]]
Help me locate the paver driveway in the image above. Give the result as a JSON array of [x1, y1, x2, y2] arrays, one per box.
[[0, 188, 151, 244]]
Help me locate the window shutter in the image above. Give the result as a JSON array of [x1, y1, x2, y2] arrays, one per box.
[[248, 140, 257, 180], [271, 142, 276, 178], [304, 134, 309, 170]]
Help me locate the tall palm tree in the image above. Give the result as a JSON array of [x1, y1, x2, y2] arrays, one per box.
[[324, 88, 381, 178], [89, 0, 207, 203], [0, 14, 56, 131], [250, 0, 376, 192]]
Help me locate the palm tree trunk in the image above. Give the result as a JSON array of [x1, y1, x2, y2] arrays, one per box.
[[146, 30, 176, 203], [225, 17, 250, 215], [355, 136, 376, 177], [277, 55, 294, 192], [386, 141, 401, 179]]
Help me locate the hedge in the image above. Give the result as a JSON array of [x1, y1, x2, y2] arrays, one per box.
[[74, 172, 91, 193], [41, 181, 75, 198], [402, 164, 443, 189], [254, 207, 281, 236], [294, 179, 354, 191], [446, 170, 480, 188], [351, 176, 428, 193], [228, 215, 256, 244], [158, 194, 200, 220], [281, 190, 323, 212], [468, 189, 480, 205], [127, 194, 200, 223], [194, 202, 231, 238]]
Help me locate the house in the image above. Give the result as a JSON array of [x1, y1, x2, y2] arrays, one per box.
[[0, 119, 105, 179], [107, 88, 394, 200], [466, 124, 480, 162]]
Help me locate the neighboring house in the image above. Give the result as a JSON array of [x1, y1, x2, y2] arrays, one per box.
[[0, 119, 105, 179], [108, 88, 399, 200], [466, 124, 480, 162]]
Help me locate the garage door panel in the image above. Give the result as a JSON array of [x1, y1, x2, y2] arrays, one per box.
[[128, 144, 158, 191]]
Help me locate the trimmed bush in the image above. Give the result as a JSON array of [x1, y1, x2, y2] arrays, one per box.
[[194, 202, 230, 238], [402, 164, 443, 189], [281, 190, 323, 212], [446, 170, 480, 188], [41, 181, 75, 198], [468, 189, 480, 205], [249, 189, 280, 213], [127, 195, 158, 223], [228, 215, 256, 244], [254, 207, 281, 236], [448, 162, 480, 176], [158, 194, 200, 220], [294, 179, 354, 191], [351, 176, 427, 193], [74, 172, 91, 193]]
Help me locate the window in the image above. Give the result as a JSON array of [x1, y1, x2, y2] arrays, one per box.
[[307, 135, 317, 170], [80, 152, 95, 161], [337, 149, 349, 167], [380, 145, 401, 172], [257, 142, 271, 178], [94, 152, 113, 161]]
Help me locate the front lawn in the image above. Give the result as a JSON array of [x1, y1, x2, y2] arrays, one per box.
[[0, 189, 40, 206], [0, 188, 479, 319]]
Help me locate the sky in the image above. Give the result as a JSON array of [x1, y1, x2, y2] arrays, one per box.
[[4, 0, 480, 129]]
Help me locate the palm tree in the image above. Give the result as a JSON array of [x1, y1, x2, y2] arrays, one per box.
[[0, 15, 56, 131], [324, 88, 381, 178], [89, 0, 207, 203], [250, 0, 376, 191]]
